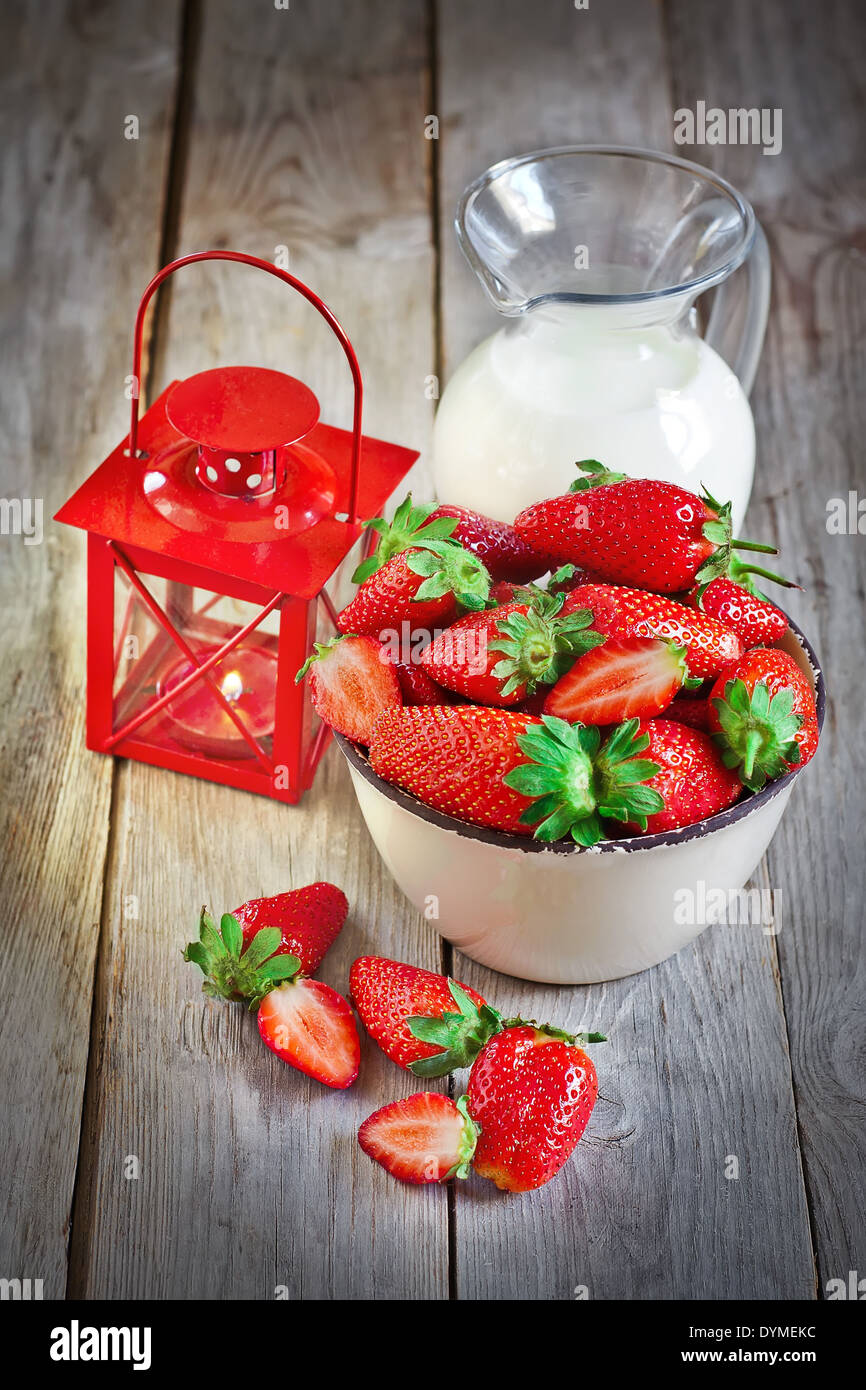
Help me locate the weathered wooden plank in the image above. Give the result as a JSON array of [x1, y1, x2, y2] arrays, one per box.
[[436, 0, 815, 1299], [68, 0, 446, 1299], [664, 0, 866, 1297], [0, 0, 179, 1298]]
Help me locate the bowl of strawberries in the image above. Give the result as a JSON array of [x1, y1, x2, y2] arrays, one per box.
[[300, 467, 825, 983]]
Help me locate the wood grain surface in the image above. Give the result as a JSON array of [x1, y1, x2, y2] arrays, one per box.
[[0, 0, 862, 1302]]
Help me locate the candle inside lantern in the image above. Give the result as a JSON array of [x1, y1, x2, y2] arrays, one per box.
[[158, 642, 278, 759]]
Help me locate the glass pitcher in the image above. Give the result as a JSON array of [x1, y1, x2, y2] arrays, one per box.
[[433, 147, 770, 531]]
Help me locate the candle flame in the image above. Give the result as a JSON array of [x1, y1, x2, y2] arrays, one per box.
[[220, 669, 244, 703]]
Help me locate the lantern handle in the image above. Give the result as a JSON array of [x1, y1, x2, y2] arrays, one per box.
[[128, 250, 364, 525]]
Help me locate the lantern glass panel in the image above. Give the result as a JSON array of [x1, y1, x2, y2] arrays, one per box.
[[111, 566, 281, 764]]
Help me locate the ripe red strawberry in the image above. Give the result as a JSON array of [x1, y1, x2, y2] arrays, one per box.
[[349, 956, 495, 1075], [358, 1092, 479, 1184], [693, 576, 789, 647], [488, 579, 537, 606], [625, 720, 743, 833], [351, 493, 546, 586], [338, 544, 491, 639], [387, 653, 455, 706], [296, 634, 401, 744], [257, 977, 360, 1089], [563, 583, 742, 679], [183, 909, 360, 1088], [514, 461, 781, 594], [467, 1024, 602, 1192], [369, 706, 664, 846], [708, 648, 819, 791], [544, 636, 689, 724], [232, 884, 348, 977], [423, 503, 548, 583], [419, 601, 604, 706], [547, 563, 602, 595], [658, 692, 713, 733]]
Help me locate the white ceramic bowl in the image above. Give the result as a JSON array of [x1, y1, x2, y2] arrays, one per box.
[[336, 621, 825, 983]]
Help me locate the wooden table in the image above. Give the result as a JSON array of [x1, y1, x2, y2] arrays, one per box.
[[1, 0, 863, 1301]]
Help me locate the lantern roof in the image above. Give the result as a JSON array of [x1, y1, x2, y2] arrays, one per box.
[[55, 382, 419, 599]]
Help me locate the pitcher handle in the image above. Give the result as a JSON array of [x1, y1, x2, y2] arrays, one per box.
[[703, 221, 771, 398]]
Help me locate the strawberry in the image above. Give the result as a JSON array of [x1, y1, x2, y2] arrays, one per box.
[[351, 493, 546, 586], [423, 503, 547, 583], [387, 652, 455, 706], [349, 956, 496, 1075], [296, 633, 401, 744], [544, 636, 689, 725], [563, 583, 742, 679], [514, 460, 782, 594], [547, 562, 602, 595], [624, 720, 743, 833], [358, 1092, 479, 1184], [338, 544, 491, 639], [183, 909, 360, 1088], [467, 1024, 603, 1192], [708, 648, 819, 791], [692, 576, 789, 647], [232, 883, 348, 977], [658, 691, 713, 733], [488, 579, 538, 606], [257, 977, 360, 1089], [369, 706, 664, 846], [419, 600, 604, 706]]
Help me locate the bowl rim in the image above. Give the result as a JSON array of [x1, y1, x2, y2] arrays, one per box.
[[335, 615, 825, 857]]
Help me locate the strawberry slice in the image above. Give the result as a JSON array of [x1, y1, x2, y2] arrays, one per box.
[[297, 633, 401, 745], [358, 1092, 478, 1184], [257, 977, 360, 1089], [544, 636, 688, 724]]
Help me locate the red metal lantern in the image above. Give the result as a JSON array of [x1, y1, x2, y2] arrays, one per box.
[[55, 251, 418, 803]]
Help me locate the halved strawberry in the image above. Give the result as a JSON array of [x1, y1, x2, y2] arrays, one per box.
[[296, 634, 401, 745], [544, 636, 688, 724], [358, 1092, 478, 1184], [233, 883, 348, 977], [257, 977, 360, 1089]]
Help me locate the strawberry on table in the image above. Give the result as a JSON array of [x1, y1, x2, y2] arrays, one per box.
[[337, 544, 491, 640], [708, 647, 819, 790], [692, 575, 789, 648], [544, 636, 690, 725], [349, 956, 497, 1075], [257, 976, 360, 1089], [183, 909, 360, 1089], [419, 600, 605, 706], [467, 1023, 603, 1193], [513, 460, 783, 595], [296, 633, 401, 745], [369, 706, 664, 846], [563, 583, 742, 679], [624, 720, 743, 834], [232, 883, 348, 977], [358, 1092, 479, 1185]]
